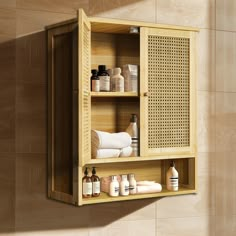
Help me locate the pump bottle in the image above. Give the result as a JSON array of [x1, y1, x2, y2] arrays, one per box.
[[82, 167, 92, 198], [91, 167, 100, 197], [166, 160, 179, 191]]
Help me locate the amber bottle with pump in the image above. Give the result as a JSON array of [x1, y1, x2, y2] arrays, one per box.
[[91, 167, 100, 197], [82, 167, 92, 198]]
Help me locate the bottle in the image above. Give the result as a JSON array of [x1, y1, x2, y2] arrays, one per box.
[[111, 68, 124, 92], [82, 167, 92, 198], [91, 167, 100, 197], [126, 114, 139, 156], [166, 160, 179, 191], [98, 65, 110, 92], [120, 174, 129, 196], [128, 173, 137, 194], [91, 69, 100, 92], [109, 175, 119, 197]]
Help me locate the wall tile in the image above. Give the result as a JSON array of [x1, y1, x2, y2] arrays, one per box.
[[0, 155, 15, 231], [197, 29, 215, 92], [16, 31, 46, 85], [156, 0, 215, 29], [0, 0, 16, 8], [198, 91, 215, 152], [156, 216, 215, 236], [89, 0, 156, 23], [14, 229, 88, 236], [215, 152, 236, 216], [89, 219, 155, 236], [156, 152, 215, 218], [15, 154, 90, 231], [216, 92, 236, 152], [16, 83, 46, 153], [120, 200, 156, 221], [16, 9, 74, 37], [16, 0, 88, 14], [216, 0, 236, 31], [216, 215, 236, 236], [216, 31, 236, 92], [0, 8, 16, 37]]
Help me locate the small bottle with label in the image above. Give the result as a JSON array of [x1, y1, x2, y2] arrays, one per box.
[[91, 69, 99, 92], [128, 173, 137, 195], [166, 160, 179, 191], [98, 65, 110, 92], [126, 114, 139, 156], [91, 167, 100, 197], [120, 174, 129, 196], [82, 167, 92, 198], [109, 175, 119, 197], [111, 68, 124, 92]]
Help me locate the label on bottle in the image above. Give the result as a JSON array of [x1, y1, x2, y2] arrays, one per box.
[[131, 138, 138, 156], [167, 177, 178, 191], [92, 80, 100, 92], [83, 182, 92, 195], [99, 76, 110, 91], [115, 77, 124, 92], [92, 181, 100, 194]]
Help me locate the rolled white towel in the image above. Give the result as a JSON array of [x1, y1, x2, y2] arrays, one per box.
[[119, 146, 133, 157], [95, 149, 121, 159], [92, 130, 132, 149], [136, 183, 162, 194]]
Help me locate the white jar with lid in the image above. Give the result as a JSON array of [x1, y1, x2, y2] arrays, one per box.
[[120, 174, 129, 196], [128, 173, 137, 194], [109, 175, 119, 197]]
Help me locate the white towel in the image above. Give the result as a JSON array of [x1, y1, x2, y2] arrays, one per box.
[[137, 181, 156, 186], [94, 149, 121, 159], [92, 130, 132, 149], [119, 146, 133, 157], [136, 183, 162, 194]]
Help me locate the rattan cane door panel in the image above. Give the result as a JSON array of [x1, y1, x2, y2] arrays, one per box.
[[140, 28, 196, 156]]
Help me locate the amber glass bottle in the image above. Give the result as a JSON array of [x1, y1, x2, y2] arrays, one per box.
[[91, 167, 100, 197], [82, 167, 92, 198]]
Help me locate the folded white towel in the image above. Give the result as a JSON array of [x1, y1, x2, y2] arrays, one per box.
[[92, 130, 132, 149], [119, 146, 133, 157], [137, 181, 156, 186], [136, 183, 162, 194], [94, 149, 121, 159]]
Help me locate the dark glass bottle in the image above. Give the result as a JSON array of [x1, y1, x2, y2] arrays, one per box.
[[91, 167, 100, 197], [97, 65, 110, 91], [82, 167, 92, 198], [91, 69, 99, 92]]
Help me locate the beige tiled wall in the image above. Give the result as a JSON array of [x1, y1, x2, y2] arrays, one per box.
[[0, 0, 236, 235]]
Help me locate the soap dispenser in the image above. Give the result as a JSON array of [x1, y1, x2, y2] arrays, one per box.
[[82, 167, 92, 198], [126, 114, 139, 156], [166, 160, 179, 191], [91, 167, 100, 197]]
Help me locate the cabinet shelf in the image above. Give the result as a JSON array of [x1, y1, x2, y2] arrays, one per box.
[[86, 154, 196, 165], [91, 92, 138, 97], [82, 186, 197, 205]]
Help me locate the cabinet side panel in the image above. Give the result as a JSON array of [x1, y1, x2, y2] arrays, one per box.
[[53, 32, 73, 195], [48, 23, 78, 204]]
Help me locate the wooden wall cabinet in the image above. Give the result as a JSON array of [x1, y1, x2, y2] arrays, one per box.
[[47, 9, 198, 206]]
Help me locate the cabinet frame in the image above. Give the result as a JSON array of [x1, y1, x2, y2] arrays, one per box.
[[47, 9, 199, 206]]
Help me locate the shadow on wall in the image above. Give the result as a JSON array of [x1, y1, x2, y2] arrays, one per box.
[[9, 26, 158, 233]]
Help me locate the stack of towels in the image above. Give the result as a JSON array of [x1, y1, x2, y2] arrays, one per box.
[[91, 130, 133, 159], [136, 181, 162, 194]]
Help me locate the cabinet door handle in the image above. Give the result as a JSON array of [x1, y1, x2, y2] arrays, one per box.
[[144, 92, 149, 97]]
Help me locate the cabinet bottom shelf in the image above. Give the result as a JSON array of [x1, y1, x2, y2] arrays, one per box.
[[81, 186, 196, 205]]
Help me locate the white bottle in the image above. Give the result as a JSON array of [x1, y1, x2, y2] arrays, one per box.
[[109, 175, 119, 197], [126, 114, 139, 156], [111, 68, 124, 92], [166, 161, 179, 191], [120, 174, 129, 196], [128, 173, 137, 194]]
